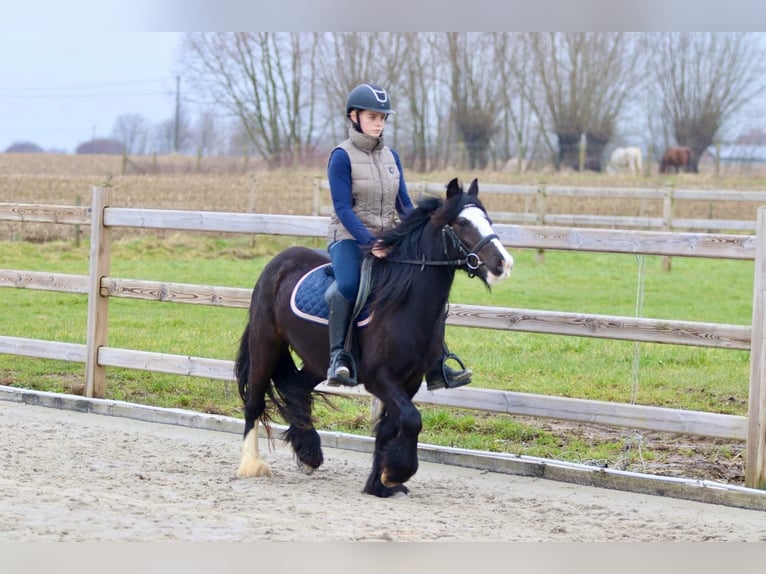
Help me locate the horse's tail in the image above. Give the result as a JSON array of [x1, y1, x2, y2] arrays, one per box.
[[268, 353, 316, 430], [235, 321, 251, 403]]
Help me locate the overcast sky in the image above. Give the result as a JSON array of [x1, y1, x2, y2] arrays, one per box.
[[3, 0, 763, 155], [0, 32, 184, 153]]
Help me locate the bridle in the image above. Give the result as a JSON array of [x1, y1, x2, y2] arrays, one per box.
[[384, 205, 499, 276], [441, 225, 499, 276]]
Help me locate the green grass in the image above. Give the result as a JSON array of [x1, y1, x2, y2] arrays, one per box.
[[0, 234, 754, 469]]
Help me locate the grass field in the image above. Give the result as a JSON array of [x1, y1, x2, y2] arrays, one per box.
[[1, 153, 764, 484]]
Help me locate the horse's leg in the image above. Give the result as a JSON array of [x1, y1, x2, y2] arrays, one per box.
[[363, 387, 422, 498], [271, 354, 325, 474], [236, 326, 280, 479], [363, 409, 410, 497], [238, 420, 272, 478]]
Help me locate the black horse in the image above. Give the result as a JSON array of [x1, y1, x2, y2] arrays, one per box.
[[235, 178, 513, 497]]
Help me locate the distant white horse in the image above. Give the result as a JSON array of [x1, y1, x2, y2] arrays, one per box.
[[607, 147, 643, 175]]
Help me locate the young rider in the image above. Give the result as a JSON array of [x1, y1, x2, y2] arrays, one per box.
[[326, 82, 472, 390]]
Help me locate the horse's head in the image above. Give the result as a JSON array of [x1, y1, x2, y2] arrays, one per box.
[[436, 178, 513, 285]]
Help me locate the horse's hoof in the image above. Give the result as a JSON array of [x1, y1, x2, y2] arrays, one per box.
[[381, 469, 400, 488], [237, 458, 273, 478], [296, 459, 315, 475]]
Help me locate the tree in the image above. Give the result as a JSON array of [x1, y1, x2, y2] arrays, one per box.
[[76, 138, 125, 155], [384, 32, 438, 171], [313, 33, 409, 154], [442, 33, 502, 170], [489, 32, 545, 170], [4, 141, 43, 153], [181, 32, 322, 167], [516, 33, 645, 170], [192, 109, 227, 156], [112, 114, 150, 155], [150, 120, 176, 155], [649, 32, 766, 172]]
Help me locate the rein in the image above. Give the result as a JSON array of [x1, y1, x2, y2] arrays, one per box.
[[384, 223, 499, 275]]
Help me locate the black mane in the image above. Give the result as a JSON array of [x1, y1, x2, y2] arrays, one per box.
[[369, 190, 484, 315]]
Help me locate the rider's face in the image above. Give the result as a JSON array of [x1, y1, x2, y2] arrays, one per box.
[[355, 110, 387, 137]]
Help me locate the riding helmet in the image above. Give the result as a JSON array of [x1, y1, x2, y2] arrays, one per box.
[[345, 84, 396, 116]]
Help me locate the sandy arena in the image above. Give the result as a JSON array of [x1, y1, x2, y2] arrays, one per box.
[[1, 399, 765, 542]]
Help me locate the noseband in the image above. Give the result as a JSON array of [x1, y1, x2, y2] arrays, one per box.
[[441, 225, 499, 275]]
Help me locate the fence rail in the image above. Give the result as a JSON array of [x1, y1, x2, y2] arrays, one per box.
[[314, 179, 766, 232], [1, 186, 765, 489]]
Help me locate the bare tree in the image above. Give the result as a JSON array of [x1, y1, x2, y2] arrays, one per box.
[[112, 114, 150, 155], [516, 32, 645, 171], [181, 32, 321, 167], [490, 32, 544, 171], [191, 109, 228, 156], [314, 33, 408, 151], [392, 33, 438, 172], [649, 32, 766, 172], [439, 33, 504, 170], [150, 119, 176, 155]]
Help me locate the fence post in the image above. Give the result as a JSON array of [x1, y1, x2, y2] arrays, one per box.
[[645, 143, 653, 177], [85, 186, 112, 398], [247, 174, 257, 247], [312, 176, 320, 217], [74, 195, 82, 248], [661, 184, 674, 271], [715, 141, 721, 177], [247, 173, 257, 214], [535, 183, 547, 263], [746, 206, 766, 489]]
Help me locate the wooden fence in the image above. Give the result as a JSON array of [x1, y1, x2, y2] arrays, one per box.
[[1, 185, 765, 490], [314, 178, 766, 232]]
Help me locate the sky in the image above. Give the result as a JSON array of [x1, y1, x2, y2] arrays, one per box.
[[0, 32, 185, 153], [2, 0, 762, 155]]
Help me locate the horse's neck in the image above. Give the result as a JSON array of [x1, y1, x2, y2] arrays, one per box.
[[408, 230, 456, 318]]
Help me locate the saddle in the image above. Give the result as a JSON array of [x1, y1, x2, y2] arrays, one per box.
[[290, 262, 373, 327], [290, 259, 375, 386]]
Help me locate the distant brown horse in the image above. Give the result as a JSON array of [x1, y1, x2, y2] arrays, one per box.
[[659, 147, 693, 173]]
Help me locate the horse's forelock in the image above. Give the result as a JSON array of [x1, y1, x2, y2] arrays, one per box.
[[433, 190, 486, 228]]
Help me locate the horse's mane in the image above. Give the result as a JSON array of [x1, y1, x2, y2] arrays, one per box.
[[369, 192, 472, 315]]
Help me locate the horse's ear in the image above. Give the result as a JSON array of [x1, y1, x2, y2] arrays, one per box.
[[467, 178, 479, 197], [445, 177, 462, 200]]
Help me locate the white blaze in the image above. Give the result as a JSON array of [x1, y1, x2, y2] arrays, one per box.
[[460, 206, 513, 283]]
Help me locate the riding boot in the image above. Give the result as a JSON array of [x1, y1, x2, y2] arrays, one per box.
[[326, 289, 357, 386], [425, 343, 473, 391]]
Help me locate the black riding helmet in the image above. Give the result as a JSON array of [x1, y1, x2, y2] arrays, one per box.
[[346, 83, 395, 132]]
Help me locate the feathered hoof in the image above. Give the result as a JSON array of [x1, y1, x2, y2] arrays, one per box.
[[296, 459, 316, 475], [237, 458, 273, 478]]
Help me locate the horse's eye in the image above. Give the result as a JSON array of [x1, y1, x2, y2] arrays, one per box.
[[456, 218, 468, 228]]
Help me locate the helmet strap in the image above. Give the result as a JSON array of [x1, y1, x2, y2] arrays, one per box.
[[349, 110, 363, 133]]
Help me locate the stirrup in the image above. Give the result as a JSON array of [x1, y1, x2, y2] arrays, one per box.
[[326, 350, 358, 386], [426, 353, 473, 391]]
